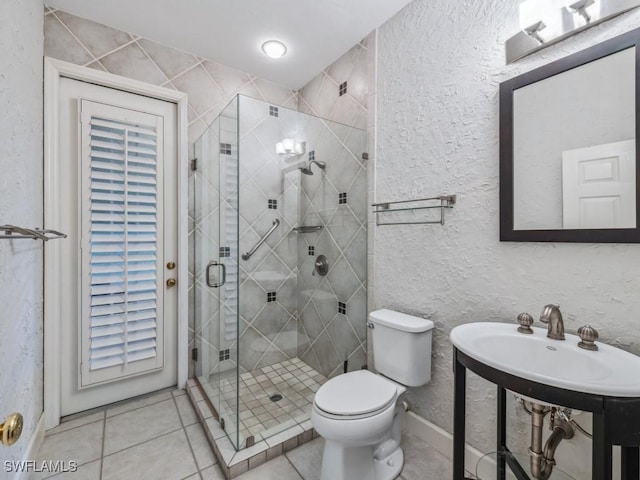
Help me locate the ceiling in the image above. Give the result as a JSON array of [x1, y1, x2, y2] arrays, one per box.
[[46, 0, 413, 89]]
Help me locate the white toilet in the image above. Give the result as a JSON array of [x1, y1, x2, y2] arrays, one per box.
[[311, 309, 434, 480]]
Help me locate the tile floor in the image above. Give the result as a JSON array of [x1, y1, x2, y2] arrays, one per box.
[[198, 358, 326, 448], [33, 388, 462, 480]]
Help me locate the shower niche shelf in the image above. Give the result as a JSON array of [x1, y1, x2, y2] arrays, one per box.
[[372, 195, 456, 226]]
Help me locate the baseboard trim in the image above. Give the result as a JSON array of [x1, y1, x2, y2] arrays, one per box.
[[404, 411, 489, 476], [15, 412, 46, 480]]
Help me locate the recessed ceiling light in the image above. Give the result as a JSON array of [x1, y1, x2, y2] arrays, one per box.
[[261, 40, 287, 59]]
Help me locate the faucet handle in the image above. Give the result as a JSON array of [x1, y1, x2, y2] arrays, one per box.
[[517, 312, 534, 334], [577, 325, 599, 351]]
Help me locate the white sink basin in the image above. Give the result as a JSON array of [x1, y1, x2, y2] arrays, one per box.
[[450, 322, 640, 397]]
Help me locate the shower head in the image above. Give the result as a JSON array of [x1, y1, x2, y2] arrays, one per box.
[[298, 160, 326, 175]]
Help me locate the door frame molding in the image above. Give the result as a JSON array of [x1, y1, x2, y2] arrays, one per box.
[[43, 57, 189, 429]]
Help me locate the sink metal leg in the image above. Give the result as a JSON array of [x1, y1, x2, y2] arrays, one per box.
[[497, 386, 507, 480], [593, 412, 612, 480], [622, 446, 640, 480], [453, 353, 467, 480]]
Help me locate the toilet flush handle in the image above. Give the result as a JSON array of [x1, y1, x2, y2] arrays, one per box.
[[367, 322, 375, 329]]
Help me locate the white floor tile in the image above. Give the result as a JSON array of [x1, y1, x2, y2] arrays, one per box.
[[200, 465, 226, 480], [101, 430, 198, 480], [46, 412, 104, 436], [185, 423, 218, 470], [106, 390, 174, 417], [175, 394, 199, 426], [44, 459, 101, 480], [399, 433, 453, 480], [36, 421, 104, 468], [234, 456, 302, 480], [285, 437, 324, 480], [103, 398, 182, 455]]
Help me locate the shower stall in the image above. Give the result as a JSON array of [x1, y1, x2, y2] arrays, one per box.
[[192, 95, 367, 450]]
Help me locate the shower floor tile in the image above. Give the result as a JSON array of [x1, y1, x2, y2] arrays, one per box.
[[198, 358, 326, 448]]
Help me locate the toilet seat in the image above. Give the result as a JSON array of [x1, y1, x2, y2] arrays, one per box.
[[314, 370, 398, 419]]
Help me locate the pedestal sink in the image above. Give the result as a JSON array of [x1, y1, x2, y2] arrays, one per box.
[[450, 322, 640, 397], [450, 322, 640, 480]]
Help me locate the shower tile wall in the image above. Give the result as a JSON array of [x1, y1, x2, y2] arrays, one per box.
[[296, 38, 370, 378], [43, 7, 298, 378], [195, 97, 304, 381], [236, 97, 300, 373], [299, 38, 368, 131]]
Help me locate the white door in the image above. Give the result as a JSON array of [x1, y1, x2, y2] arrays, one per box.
[[562, 139, 636, 229], [58, 77, 178, 415]]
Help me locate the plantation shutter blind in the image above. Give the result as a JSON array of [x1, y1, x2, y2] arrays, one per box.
[[79, 99, 165, 387]]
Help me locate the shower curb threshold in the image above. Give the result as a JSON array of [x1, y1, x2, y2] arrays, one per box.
[[186, 379, 319, 479]]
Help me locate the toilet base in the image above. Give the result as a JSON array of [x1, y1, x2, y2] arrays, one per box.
[[374, 446, 404, 480], [320, 440, 404, 480]]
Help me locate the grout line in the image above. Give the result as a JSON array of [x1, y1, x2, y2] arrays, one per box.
[[105, 391, 176, 419], [44, 417, 105, 438], [102, 426, 184, 459], [49, 10, 99, 64], [84, 37, 138, 67], [135, 38, 172, 84], [99, 410, 106, 480], [284, 451, 306, 480], [171, 393, 202, 476], [166, 58, 204, 84]]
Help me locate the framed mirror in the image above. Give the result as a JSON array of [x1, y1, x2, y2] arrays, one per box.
[[500, 28, 640, 242]]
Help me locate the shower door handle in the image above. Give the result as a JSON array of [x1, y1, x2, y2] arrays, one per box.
[[206, 261, 226, 288]]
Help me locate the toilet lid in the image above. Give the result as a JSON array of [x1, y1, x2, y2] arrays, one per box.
[[314, 370, 397, 417]]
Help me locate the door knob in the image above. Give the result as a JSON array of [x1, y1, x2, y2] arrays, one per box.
[[1, 412, 23, 446], [167, 261, 176, 270], [166, 278, 177, 287]]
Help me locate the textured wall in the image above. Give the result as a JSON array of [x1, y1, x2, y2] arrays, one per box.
[[0, 0, 44, 465], [376, 1, 640, 477]]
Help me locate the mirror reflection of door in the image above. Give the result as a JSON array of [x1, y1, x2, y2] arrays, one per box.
[[512, 46, 635, 231], [562, 140, 636, 229]]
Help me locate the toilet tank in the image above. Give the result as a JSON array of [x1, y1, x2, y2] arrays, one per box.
[[369, 309, 434, 387]]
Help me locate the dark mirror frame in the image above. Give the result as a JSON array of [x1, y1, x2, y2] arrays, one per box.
[[500, 27, 640, 243]]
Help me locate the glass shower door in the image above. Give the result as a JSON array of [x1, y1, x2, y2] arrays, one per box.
[[194, 96, 241, 449]]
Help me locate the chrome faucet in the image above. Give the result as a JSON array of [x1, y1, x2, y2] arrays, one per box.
[[539, 304, 565, 340]]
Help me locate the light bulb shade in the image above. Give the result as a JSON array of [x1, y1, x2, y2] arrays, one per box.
[[282, 138, 294, 152], [294, 141, 306, 155], [276, 139, 305, 157], [262, 40, 287, 59]]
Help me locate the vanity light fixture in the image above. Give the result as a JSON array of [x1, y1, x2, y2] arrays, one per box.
[[523, 20, 547, 43], [566, 0, 596, 22], [506, 0, 640, 63], [261, 40, 287, 59], [519, 0, 551, 43], [276, 138, 305, 157]]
